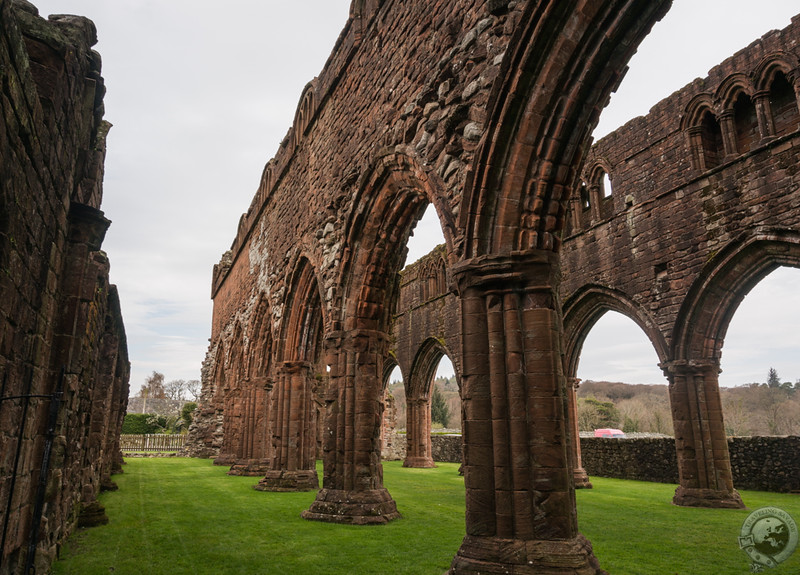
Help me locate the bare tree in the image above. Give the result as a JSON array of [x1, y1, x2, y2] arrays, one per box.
[[139, 371, 166, 399], [186, 379, 201, 402], [164, 379, 188, 401]]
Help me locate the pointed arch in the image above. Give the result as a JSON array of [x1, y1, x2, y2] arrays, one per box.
[[562, 284, 668, 380], [672, 228, 800, 363], [337, 152, 455, 332], [461, 1, 671, 256], [279, 257, 326, 364]]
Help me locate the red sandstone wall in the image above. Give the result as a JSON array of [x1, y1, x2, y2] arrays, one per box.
[[560, 15, 800, 365], [189, 0, 523, 455], [0, 2, 129, 572]]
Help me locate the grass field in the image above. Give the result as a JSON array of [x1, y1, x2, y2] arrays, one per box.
[[52, 458, 800, 575]]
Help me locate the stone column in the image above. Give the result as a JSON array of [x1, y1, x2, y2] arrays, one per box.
[[663, 360, 744, 508], [302, 330, 401, 524], [588, 184, 602, 223], [718, 110, 738, 158], [447, 251, 603, 575], [686, 126, 706, 171], [254, 362, 318, 491], [568, 378, 592, 489], [752, 90, 775, 141], [403, 396, 435, 468]]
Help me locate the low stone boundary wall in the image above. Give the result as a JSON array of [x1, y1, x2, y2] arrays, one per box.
[[383, 434, 799, 492], [382, 432, 462, 463], [580, 436, 800, 493]]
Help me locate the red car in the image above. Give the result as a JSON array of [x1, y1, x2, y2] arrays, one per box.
[[594, 428, 626, 438]]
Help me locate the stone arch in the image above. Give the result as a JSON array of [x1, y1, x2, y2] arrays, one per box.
[[461, 1, 671, 256], [255, 257, 325, 491], [229, 294, 275, 476], [753, 54, 800, 137], [715, 73, 758, 154], [403, 337, 454, 468], [562, 285, 668, 381], [683, 94, 724, 171], [561, 285, 668, 490], [337, 152, 455, 330], [673, 228, 800, 363], [293, 80, 318, 146], [662, 229, 800, 510], [305, 152, 453, 525], [449, 3, 671, 571], [216, 322, 245, 466]]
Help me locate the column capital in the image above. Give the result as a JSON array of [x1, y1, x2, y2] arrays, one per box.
[[278, 360, 313, 375], [659, 358, 720, 378], [452, 249, 559, 295]]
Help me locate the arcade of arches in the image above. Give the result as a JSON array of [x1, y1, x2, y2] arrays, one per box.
[[185, 2, 800, 573]]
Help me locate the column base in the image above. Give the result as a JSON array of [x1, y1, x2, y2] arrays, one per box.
[[77, 500, 109, 528], [301, 488, 401, 525], [228, 458, 272, 476], [447, 534, 606, 575], [213, 453, 237, 466], [574, 468, 593, 489], [403, 456, 436, 468], [672, 486, 745, 509], [253, 469, 319, 492]]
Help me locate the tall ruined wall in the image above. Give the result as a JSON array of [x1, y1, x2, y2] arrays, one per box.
[[561, 15, 800, 369], [188, 0, 522, 457], [0, 1, 129, 573], [390, 15, 800, 414]]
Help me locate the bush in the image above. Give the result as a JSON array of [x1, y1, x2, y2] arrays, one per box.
[[121, 413, 163, 434], [181, 402, 198, 428]]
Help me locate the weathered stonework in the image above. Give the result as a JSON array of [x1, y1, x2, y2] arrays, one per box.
[[580, 436, 800, 494], [0, 2, 129, 573], [187, 0, 686, 572]]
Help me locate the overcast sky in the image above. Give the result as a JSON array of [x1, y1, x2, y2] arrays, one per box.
[[30, 1, 800, 393]]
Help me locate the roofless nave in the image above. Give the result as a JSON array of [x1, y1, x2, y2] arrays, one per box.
[[3, 0, 800, 573], [187, 0, 800, 572]]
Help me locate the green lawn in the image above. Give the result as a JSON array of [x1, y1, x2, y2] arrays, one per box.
[[52, 459, 800, 575]]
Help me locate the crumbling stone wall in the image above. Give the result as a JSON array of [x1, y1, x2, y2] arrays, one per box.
[[189, 0, 682, 571], [389, 12, 800, 507], [0, 1, 128, 573]]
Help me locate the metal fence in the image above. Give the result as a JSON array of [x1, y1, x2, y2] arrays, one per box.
[[120, 434, 186, 452]]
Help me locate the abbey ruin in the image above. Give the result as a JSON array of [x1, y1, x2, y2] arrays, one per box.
[[184, 0, 800, 572], [0, 1, 129, 573], [2, 0, 800, 572]]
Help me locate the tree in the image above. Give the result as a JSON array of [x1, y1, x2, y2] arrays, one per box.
[[186, 379, 201, 401], [164, 379, 188, 400], [431, 384, 450, 427], [767, 367, 781, 389], [180, 402, 198, 430], [139, 371, 166, 399], [577, 397, 621, 431]]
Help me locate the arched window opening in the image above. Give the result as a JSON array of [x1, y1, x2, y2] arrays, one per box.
[[601, 172, 613, 199], [386, 365, 406, 431], [700, 110, 723, 169], [431, 355, 459, 432], [769, 71, 800, 137], [733, 92, 758, 154], [405, 203, 446, 266], [580, 182, 591, 211], [576, 311, 669, 435], [718, 266, 800, 436]]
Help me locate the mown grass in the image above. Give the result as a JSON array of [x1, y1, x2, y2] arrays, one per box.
[[52, 459, 800, 574]]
